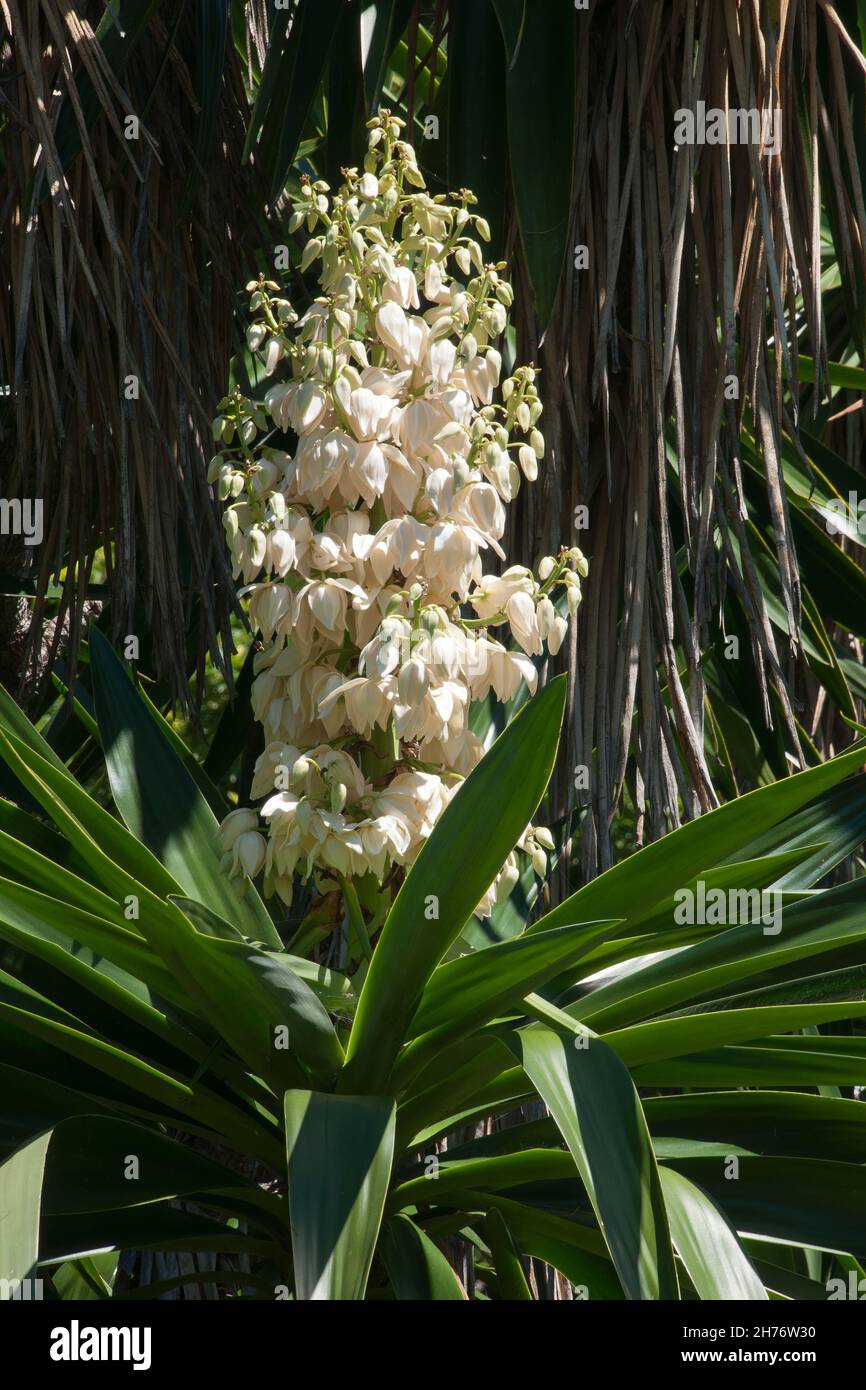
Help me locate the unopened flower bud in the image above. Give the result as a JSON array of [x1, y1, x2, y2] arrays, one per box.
[[548, 614, 568, 654], [452, 458, 470, 489], [536, 596, 556, 638], [291, 756, 311, 786], [531, 846, 548, 878], [246, 527, 267, 569], [486, 348, 502, 387], [425, 260, 444, 300], [485, 441, 504, 469], [516, 445, 537, 481], [565, 581, 582, 616], [237, 830, 267, 878], [487, 302, 507, 335], [496, 854, 520, 903], [300, 238, 323, 272], [420, 606, 445, 633]]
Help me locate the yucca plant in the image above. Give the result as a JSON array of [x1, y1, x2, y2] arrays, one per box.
[[1, 631, 865, 1299]]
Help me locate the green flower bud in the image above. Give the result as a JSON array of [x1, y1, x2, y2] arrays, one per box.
[[291, 756, 311, 786], [531, 846, 548, 878], [300, 238, 323, 272], [485, 440, 504, 468]]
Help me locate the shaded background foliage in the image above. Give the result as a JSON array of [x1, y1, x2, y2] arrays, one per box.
[[2, 0, 866, 888]]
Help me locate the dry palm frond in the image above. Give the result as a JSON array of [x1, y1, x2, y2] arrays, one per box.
[[506, 0, 866, 876], [0, 0, 277, 704]]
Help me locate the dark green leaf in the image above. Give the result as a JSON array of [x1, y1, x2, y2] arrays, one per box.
[[508, 1026, 679, 1300], [659, 1167, 767, 1300], [284, 1090, 395, 1300], [89, 628, 280, 947], [380, 1214, 466, 1299]]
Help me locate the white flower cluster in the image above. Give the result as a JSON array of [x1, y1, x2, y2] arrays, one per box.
[[212, 112, 587, 916]]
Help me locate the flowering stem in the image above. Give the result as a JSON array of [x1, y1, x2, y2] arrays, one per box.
[[215, 111, 587, 923], [461, 613, 507, 628], [340, 874, 372, 962]]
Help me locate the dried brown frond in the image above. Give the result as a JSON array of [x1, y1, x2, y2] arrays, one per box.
[[0, 0, 278, 705], [506, 0, 866, 875]]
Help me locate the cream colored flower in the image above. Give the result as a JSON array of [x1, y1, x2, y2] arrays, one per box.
[[375, 302, 430, 368], [382, 264, 420, 310], [469, 567, 533, 621]]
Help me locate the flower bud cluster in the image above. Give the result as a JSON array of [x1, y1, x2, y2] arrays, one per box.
[[212, 112, 587, 914]]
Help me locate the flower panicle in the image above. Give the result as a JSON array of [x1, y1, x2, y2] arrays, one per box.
[[213, 112, 587, 915]]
